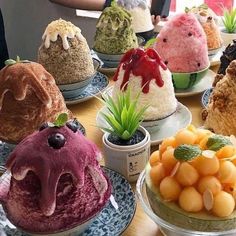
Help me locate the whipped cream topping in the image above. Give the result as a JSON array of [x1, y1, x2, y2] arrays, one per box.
[[117, 0, 147, 10], [42, 19, 83, 50]]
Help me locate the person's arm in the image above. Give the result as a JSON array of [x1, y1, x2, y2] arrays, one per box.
[[49, 0, 107, 11]]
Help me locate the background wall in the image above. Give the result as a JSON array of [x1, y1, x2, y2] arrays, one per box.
[[1, 0, 97, 60]]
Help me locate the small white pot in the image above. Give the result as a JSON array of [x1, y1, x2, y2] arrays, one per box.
[[220, 28, 236, 47], [102, 126, 150, 182]]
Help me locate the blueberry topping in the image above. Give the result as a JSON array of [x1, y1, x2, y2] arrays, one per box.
[[39, 123, 49, 131], [163, 38, 167, 42], [164, 60, 168, 65], [188, 32, 192, 37], [48, 133, 66, 149], [66, 119, 86, 135]]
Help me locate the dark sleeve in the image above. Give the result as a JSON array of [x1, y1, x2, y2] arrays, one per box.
[[103, 0, 112, 9], [0, 9, 9, 69]]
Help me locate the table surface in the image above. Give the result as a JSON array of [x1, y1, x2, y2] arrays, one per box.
[[68, 66, 218, 236]]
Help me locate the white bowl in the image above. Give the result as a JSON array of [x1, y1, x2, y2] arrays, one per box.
[[58, 58, 100, 99]]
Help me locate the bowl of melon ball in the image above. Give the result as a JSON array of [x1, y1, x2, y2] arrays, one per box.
[[136, 125, 236, 236]]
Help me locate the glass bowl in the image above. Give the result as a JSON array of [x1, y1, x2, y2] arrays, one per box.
[[136, 170, 236, 236]]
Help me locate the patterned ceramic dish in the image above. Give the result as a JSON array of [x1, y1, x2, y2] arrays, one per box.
[[201, 88, 213, 108], [58, 58, 101, 99], [65, 72, 109, 105], [0, 167, 136, 236]]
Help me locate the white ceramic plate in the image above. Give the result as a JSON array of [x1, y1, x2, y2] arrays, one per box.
[[96, 103, 192, 146], [209, 46, 224, 67], [174, 69, 215, 98], [102, 70, 215, 99]]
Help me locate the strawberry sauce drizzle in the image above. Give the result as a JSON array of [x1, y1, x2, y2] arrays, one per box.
[[113, 48, 167, 93]]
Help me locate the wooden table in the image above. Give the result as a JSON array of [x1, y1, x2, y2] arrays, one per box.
[[69, 66, 218, 236]]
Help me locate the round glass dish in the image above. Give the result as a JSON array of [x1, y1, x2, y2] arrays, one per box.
[[136, 170, 236, 236]]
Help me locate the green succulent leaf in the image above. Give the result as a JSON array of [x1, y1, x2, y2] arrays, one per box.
[[174, 144, 202, 161], [53, 113, 68, 127], [99, 87, 148, 140], [206, 135, 232, 151], [222, 7, 236, 33], [145, 38, 157, 49]]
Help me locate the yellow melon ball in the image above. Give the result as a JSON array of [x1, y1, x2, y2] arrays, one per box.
[[216, 145, 235, 159], [195, 129, 212, 144], [187, 124, 197, 133], [197, 176, 222, 195], [175, 129, 197, 145], [179, 187, 203, 212], [160, 176, 181, 201], [149, 150, 160, 167], [195, 156, 219, 176], [159, 137, 177, 155], [150, 163, 166, 186], [218, 161, 236, 184], [161, 147, 178, 174], [212, 191, 235, 217], [176, 162, 199, 186]]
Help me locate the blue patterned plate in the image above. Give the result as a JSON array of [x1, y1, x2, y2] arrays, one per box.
[[201, 88, 213, 108], [0, 166, 136, 236], [65, 72, 109, 105]]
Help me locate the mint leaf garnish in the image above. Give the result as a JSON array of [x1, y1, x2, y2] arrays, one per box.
[[53, 113, 68, 127], [206, 135, 232, 151], [174, 144, 202, 161]]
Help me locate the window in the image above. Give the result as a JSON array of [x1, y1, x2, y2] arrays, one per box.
[[170, 0, 234, 15]]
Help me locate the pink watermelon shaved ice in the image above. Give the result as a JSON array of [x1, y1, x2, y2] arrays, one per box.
[[0, 125, 111, 233], [154, 13, 209, 73]]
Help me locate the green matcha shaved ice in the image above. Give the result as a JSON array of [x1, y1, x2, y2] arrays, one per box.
[[94, 3, 138, 54]]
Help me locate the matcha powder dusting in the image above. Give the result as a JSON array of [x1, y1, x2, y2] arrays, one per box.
[[94, 3, 138, 54]]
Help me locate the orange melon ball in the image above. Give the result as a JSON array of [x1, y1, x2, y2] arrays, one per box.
[[150, 163, 166, 186], [195, 129, 212, 144], [216, 145, 235, 159], [212, 191, 235, 217], [218, 161, 236, 184], [179, 187, 203, 212], [149, 150, 160, 167], [195, 156, 219, 176], [161, 147, 178, 173], [197, 176, 222, 195], [175, 129, 197, 145], [160, 176, 181, 201], [176, 162, 199, 186], [159, 137, 177, 155], [187, 124, 197, 133], [199, 136, 211, 150]]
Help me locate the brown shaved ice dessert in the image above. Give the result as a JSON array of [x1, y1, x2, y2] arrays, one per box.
[[204, 60, 236, 135], [38, 19, 94, 85], [0, 122, 111, 234], [146, 125, 236, 231], [0, 60, 71, 144]]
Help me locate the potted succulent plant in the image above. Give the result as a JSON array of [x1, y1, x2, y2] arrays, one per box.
[[221, 7, 236, 46], [100, 88, 151, 182]]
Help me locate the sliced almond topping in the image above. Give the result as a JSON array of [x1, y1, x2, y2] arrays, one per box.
[[202, 150, 216, 159], [230, 135, 236, 147], [203, 189, 214, 211], [170, 162, 180, 177]]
